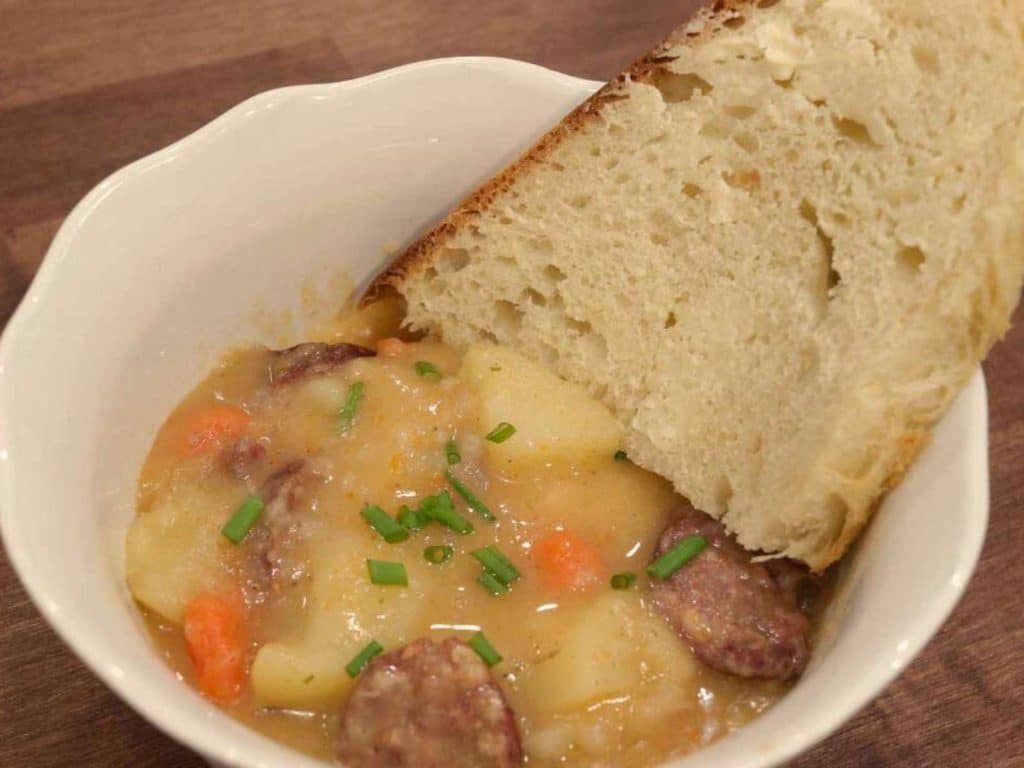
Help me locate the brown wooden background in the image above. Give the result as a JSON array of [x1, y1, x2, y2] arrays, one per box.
[[1, 1, 1022, 766]]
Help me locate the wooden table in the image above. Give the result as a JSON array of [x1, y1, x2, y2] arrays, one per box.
[[1, 2, 1022, 765]]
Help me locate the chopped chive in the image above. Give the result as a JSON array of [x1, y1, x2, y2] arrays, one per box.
[[610, 571, 637, 590], [414, 361, 442, 379], [419, 491, 473, 535], [221, 496, 265, 544], [446, 471, 495, 522], [444, 440, 461, 466], [485, 422, 517, 443], [468, 631, 502, 666], [360, 505, 409, 543], [366, 559, 408, 586], [647, 535, 707, 580], [338, 381, 365, 432], [424, 545, 454, 564], [477, 570, 509, 596], [345, 640, 384, 678], [613, 450, 628, 461], [397, 504, 427, 531], [470, 545, 520, 586]]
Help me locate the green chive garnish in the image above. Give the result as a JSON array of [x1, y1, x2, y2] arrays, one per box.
[[485, 422, 516, 443], [414, 361, 442, 379], [338, 381, 365, 432], [444, 440, 461, 465], [477, 570, 509, 596], [470, 545, 520, 586], [610, 571, 637, 590], [221, 496, 265, 544], [613, 450, 628, 461], [446, 471, 495, 522], [647, 535, 707, 580], [360, 505, 409, 543], [345, 640, 384, 678], [397, 504, 427, 531], [468, 631, 502, 666], [424, 545, 454, 564], [367, 559, 408, 586], [419, 490, 473, 535]]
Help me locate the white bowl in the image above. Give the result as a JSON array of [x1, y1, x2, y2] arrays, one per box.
[[0, 57, 989, 768]]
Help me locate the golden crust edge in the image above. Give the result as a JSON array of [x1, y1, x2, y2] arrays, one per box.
[[360, 0, 754, 305]]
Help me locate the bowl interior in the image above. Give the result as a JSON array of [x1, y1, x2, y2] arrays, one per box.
[[0, 57, 988, 768]]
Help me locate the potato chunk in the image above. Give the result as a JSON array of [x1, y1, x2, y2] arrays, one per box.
[[520, 592, 694, 714], [125, 476, 243, 622], [460, 344, 621, 472], [251, 530, 424, 710]]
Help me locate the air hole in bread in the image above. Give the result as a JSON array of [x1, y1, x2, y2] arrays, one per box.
[[663, 311, 678, 329], [569, 194, 592, 209], [723, 169, 761, 190], [911, 45, 940, 75], [651, 70, 713, 104], [799, 200, 840, 295], [724, 105, 756, 120], [436, 247, 470, 274], [833, 116, 878, 147], [605, 157, 620, 171], [757, 0, 781, 7], [733, 131, 759, 154], [615, 172, 630, 185], [566, 317, 592, 335], [682, 182, 703, 198], [723, 15, 746, 29], [549, 161, 567, 172], [543, 264, 567, 283], [521, 288, 547, 307], [651, 232, 669, 246], [896, 245, 926, 273], [422, 268, 444, 296], [492, 300, 524, 337]]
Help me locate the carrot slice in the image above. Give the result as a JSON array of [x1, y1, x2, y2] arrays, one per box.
[[376, 337, 409, 358], [182, 593, 248, 702], [532, 531, 605, 592], [180, 404, 250, 456]]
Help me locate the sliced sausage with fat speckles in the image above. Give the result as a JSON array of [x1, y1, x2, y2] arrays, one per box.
[[650, 502, 812, 680], [268, 342, 375, 385], [337, 637, 523, 768]]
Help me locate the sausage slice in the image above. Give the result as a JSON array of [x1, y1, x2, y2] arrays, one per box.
[[337, 637, 523, 768], [649, 503, 811, 680], [242, 460, 320, 602], [268, 342, 375, 385]]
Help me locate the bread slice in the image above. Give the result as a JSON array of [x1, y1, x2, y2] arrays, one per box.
[[367, 0, 1024, 570]]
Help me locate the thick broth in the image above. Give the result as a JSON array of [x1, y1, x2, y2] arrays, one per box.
[[130, 306, 796, 766]]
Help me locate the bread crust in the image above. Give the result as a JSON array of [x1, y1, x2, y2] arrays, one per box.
[[358, 0, 1024, 571], [361, 0, 751, 304]]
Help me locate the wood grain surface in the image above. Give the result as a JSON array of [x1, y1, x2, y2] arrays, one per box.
[[1, 2, 1022, 766]]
